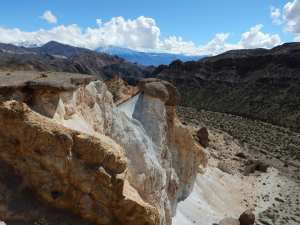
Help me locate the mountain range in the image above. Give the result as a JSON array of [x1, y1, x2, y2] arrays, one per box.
[[0, 41, 152, 82], [97, 45, 204, 66]]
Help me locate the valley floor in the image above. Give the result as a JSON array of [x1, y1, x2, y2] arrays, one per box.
[[174, 107, 300, 225]]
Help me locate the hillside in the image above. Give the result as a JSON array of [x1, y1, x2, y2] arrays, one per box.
[[154, 42, 300, 132], [0, 41, 152, 81]]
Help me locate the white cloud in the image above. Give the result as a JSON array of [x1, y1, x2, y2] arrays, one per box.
[[41, 10, 57, 24], [294, 35, 300, 41], [238, 24, 282, 49], [0, 16, 160, 50], [283, 0, 300, 34], [270, 6, 283, 25], [85, 16, 161, 50], [198, 33, 231, 55], [0, 16, 282, 55], [273, 0, 300, 40], [160, 36, 199, 55], [190, 25, 281, 55], [158, 24, 281, 55], [96, 18, 102, 27]]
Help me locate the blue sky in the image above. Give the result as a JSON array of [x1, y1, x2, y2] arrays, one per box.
[[0, 0, 299, 55]]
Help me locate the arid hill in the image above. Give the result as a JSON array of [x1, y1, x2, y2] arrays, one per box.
[[154, 42, 300, 132]]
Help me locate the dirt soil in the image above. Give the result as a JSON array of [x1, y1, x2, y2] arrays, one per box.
[[177, 106, 300, 225]]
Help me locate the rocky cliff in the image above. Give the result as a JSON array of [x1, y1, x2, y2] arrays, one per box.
[[0, 71, 206, 225], [154, 42, 300, 132]]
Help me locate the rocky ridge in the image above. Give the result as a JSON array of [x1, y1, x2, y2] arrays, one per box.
[[154, 42, 300, 132], [0, 41, 152, 82]]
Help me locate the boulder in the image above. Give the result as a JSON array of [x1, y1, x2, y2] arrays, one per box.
[[239, 209, 255, 225], [244, 160, 269, 175], [161, 81, 180, 106], [138, 78, 180, 105], [235, 152, 247, 159], [196, 127, 209, 148], [142, 81, 169, 102]]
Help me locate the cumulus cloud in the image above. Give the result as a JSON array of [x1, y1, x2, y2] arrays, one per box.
[[197, 33, 231, 55], [96, 18, 102, 27], [85, 16, 161, 50], [238, 24, 282, 49], [41, 10, 57, 24], [270, 6, 282, 25], [0, 16, 160, 50], [283, 0, 300, 34], [0, 16, 282, 55], [159, 25, 281, 55], [192, 25, 281, 55], [160, 36, 199, 55], [272, 0, 300, 41]]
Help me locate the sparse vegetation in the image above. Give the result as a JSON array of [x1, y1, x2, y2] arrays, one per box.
[[177, 106, 300, 163]]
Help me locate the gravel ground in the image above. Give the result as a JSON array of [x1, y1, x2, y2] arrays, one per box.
[[177, 106, 300, 225]]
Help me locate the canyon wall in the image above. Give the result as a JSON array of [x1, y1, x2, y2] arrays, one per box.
[[154, 43, 300, 132]]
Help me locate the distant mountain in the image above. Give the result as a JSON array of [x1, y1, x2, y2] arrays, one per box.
[[153, 42, 300, 132], [0, 41, 152, 81], [97, 45, 204, 66]]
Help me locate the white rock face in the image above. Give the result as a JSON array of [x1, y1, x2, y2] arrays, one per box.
[[52, 81, 114, 136], [172, 166, 293, 225], [31, 79, 205, 225], [111, 108, 170, 225], [173, 167, 247, 225], [117, 93, 141, 119], [133, 94, 168, 148]]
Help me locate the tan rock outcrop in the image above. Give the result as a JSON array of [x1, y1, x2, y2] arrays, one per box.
[[0, 100, 159, 225], [105, 75, 139, 105], [131, 78, 207, 219]]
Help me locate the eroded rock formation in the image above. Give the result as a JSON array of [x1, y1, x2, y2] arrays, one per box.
[[0, 100, 159, 225], [0, 71, 206, 225]]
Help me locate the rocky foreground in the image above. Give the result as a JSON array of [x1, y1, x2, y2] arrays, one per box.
[[0, 71, 206, 225], [0, 70, 299, 225]]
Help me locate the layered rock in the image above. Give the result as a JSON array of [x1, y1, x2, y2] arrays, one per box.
[[0, 100, 159, 225], [0, 71, 206, 225]]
